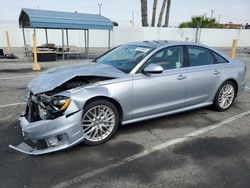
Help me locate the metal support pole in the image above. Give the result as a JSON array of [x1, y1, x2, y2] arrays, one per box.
[[22, 28, 26, 46], [84, 30, 87, 56], [198, 28, 202, 42], [108, 30, 111, 50], [45, 28, 48, 44], [66, 29, 69, 47], [62, 29, 65, 60], [22, 28, 29, 57], [22, 27, 28, 54], [86, 29, 89, 59], [195, 16, 203, 43], [5, 31, 11, 54], [195, 24, 199, 43]]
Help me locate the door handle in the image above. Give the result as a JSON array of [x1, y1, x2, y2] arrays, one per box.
[[213, 70, 221, 75], [176, 75, 186, 80]]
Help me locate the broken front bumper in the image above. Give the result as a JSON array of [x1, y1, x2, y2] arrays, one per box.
[[9, 110, 84, 155]]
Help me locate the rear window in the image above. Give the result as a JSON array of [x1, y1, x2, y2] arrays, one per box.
[[187, 46, 213, 67], [212, 51, 229, 64]]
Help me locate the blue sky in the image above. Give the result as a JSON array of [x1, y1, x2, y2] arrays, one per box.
[[1, 0, 249, 26]]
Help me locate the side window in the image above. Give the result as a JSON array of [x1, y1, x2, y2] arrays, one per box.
[[212, 51, 229, 64], [146, 46, 183, 70], [187, 46, 213, 67]]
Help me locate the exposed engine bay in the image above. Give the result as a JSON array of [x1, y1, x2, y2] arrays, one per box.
[[46, 76, 112, 95]]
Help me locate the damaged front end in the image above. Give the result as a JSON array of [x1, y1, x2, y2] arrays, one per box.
[[9, 75, 115, 155], [9, 90, 85, 155]]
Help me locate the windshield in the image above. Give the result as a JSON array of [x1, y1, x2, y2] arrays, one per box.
[[96, 45, 154, 73]]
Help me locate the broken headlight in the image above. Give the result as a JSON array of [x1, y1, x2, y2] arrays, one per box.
[[38, 95, 71, 120], [52, 96, 71, 111]]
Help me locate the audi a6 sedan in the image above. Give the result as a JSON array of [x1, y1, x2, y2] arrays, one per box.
[[10, 40, 246, 155]]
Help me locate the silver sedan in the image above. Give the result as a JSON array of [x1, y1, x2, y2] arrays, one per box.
[[10, 41, 246, 155]]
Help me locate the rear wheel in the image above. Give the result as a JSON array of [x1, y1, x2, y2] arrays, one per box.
[[82, 99, 119, 145], [213, 81, 236, 111]]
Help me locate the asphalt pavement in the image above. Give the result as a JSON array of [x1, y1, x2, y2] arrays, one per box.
[[0, 50, 250, 188]]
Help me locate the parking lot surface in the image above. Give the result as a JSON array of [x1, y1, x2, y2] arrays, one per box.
[[0, 51, 250, 188]]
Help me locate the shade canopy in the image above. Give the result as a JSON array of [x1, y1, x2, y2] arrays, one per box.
[[19, 8, 113, 30]]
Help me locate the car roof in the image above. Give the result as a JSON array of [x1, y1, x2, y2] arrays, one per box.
[[126, 40, 231, 61], [127, 40, 169, 48], [126, 40, 200, 48]]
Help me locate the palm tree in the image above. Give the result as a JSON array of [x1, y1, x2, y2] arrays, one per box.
[[163, 0, 171, 27], [157, 0, 167, 27], [141, 0, 149, 26], [151, 0, 158, 27]]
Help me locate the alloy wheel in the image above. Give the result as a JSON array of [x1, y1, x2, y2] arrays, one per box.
[[218, 84, 235, 109], [82, 105, 116, 142]]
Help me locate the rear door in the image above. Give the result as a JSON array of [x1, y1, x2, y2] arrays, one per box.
[[185, 45, 222, 106]]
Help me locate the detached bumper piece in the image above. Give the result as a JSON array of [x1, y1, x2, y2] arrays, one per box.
[[9, 142, 65, 155], [9, 137, 66, 155], [9, 136, 84, 155], [9, 142, 48, 155]]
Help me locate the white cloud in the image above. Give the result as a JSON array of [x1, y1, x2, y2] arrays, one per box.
[[231, 4, 245, 10]]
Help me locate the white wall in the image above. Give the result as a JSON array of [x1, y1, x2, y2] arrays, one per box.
[[112, 27, 197, 46], [0, 23, 250, 48]]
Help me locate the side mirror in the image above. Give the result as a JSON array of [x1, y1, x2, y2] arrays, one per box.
[[143, 64, 164, 74]]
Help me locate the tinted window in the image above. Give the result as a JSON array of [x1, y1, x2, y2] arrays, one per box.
[[145, 46, 183, 70], [212, 52, 228, 64], [187, 46, 213, 67]]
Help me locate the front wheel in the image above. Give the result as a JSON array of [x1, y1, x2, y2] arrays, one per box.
[[213, 81, 236, 111], [82, 99, 119, 145]]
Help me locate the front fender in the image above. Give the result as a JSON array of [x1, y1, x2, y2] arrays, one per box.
[[66, 82, 132, 122]]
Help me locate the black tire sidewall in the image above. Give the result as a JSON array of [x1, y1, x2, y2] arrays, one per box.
[[82, 99, 119, 145], [213, 81, 236, 111]]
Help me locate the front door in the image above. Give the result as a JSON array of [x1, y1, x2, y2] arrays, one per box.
[[132, 46, 187, 119]]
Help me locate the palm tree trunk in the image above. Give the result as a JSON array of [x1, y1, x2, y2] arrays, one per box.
[[163, 0, 171, 27], [151, 0, 158, 27], [141, 0, 149, 27], [157, 0, 167, 27]]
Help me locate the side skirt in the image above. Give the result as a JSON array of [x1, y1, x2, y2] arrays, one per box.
[[122, 102, 213, 125]]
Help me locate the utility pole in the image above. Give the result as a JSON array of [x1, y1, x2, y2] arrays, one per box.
[[98, 3, 102, 15], [195, 14, 204, 43], [218, 14, 221, 23], [211, 9, 214, 18], [132, 10, 135, 27]]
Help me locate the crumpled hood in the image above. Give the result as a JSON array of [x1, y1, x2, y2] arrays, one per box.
[[28, 63, 126, 94]]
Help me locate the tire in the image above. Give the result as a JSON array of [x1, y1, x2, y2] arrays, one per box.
[[82, 99, 119, 145], [213, 81, 236, 111]]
